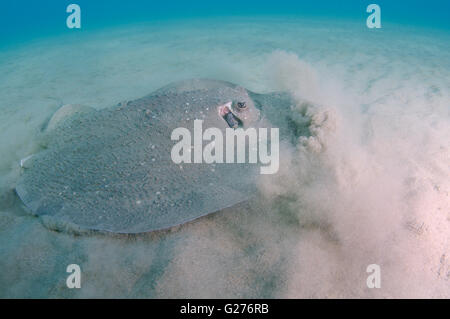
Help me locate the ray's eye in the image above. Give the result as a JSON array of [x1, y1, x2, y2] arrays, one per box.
[[236, 101, 247, 111]]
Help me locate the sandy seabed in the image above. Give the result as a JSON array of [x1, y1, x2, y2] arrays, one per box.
[[0, 17, 449, 298]]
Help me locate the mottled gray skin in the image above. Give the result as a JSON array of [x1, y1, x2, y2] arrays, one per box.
[[15, 79, 298, 233]]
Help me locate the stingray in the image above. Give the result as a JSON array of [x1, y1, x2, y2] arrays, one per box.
[[15, 79, 303, 233]]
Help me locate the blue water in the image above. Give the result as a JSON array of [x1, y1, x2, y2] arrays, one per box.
[[1, 0, 449, 47]]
